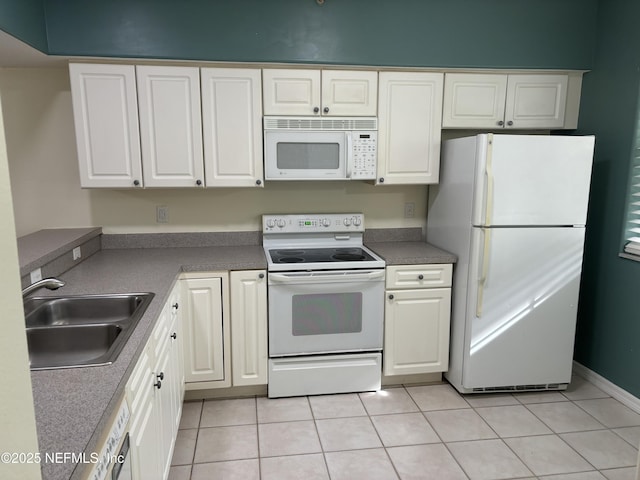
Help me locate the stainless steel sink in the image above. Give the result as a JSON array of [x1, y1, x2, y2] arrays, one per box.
[[24, 293, 154, 370]]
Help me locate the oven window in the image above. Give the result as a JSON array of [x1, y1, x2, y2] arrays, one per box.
[[292, 292, 363, 335], [277, 143, 340, 170]]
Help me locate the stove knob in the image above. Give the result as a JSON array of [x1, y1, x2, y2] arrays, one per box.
[[322, 218, 331, 227], [343, 218, 352, 226], [277, 219, 286, 228], [352, 216, 362, 227], [266, 219, 276, 228]]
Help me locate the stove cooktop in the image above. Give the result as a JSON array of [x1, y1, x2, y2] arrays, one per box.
[[269, 247, 377, 265]]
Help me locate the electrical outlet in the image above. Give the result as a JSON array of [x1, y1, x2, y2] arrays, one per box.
[[156, 205, 169, 223], [30, 268, 42, 283], [404, 202, 415, 218], [73, 246, 82, 260]]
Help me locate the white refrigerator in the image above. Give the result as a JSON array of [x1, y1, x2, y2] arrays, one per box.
[[427, 134, 595, 393]]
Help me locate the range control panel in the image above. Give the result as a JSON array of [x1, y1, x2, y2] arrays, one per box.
[[263, 213, 365, 233]]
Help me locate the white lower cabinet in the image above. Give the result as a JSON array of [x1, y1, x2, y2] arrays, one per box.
[[127, 343, 161, 480], [384, 264, 453, 376], [230, 270, 268, 386], [127, 283, 184, 480], [180, 273, 231, 389]]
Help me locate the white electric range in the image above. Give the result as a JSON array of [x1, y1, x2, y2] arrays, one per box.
[[263, 213, 385, 398]]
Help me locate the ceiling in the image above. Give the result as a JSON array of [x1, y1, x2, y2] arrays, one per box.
[[0, 30, 66, 67]]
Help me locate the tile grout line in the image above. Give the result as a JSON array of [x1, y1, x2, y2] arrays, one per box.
[[519, 397, 604, 473], [405, 387, 474, 480], [366, 387, 404, 480], [472, 395, 601, 477], [255, 396, 262, 480], [305, 395, 334, 480]]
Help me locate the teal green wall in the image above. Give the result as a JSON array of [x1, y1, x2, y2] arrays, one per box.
[[575, 0, 640, 397], [40, 0, 597, 68], [0, 0, 47, 51]]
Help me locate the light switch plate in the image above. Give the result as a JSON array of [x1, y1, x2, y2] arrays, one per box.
[[73, 247, 82, 260]]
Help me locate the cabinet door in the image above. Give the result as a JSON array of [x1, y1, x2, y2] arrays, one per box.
[[230, 270, 268, 386], [262, 69, 321, 116], [127, 345, 162, 480], [377, 72, 443, 185], [136, 66, 204, 187], [505, 74, 568, 129], [181, 277, 226, 383], [69, 63, 143, 188], [321, 70, 378, 116], [201, 68, 264, 187], [384, 288, 451, 376], [155, 335, 174, 480], [169, 285, 185, 408], [442, 73, 508, 129]]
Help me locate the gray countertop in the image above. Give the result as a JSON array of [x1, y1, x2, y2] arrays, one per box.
[[18, 228, 102, 277], [366, 241, 457, 265], [30, 237, 454, 480]]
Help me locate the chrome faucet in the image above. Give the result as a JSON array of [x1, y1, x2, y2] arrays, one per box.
[[22, 277, 65, 298]]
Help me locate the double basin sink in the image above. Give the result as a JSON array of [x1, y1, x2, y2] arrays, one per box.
[[24, 293, 154, 370]]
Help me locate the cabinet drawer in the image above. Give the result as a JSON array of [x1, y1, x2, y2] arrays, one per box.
[[386, 264, 452, 289]]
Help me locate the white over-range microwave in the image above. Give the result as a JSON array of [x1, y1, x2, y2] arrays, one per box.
[[264, 116, 377, 181]]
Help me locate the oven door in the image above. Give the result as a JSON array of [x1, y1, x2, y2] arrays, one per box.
[[268, 269, 384, 356], [264, 130, 347, 180]]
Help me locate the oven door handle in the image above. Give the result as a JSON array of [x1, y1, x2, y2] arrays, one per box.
[[269, 270, 385, 284]]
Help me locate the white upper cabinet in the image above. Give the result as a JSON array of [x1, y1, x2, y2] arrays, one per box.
[[321, 70, 378, 116], [201, 68, 264, 187], [262, 69, 320, 116], [262, 68, 377, 116], [443, 73, 571, 129], [505, 74, 568, 129], [136, 66, 205, 187], [377, 72, 443, 185], [69, 63, 143, 188]]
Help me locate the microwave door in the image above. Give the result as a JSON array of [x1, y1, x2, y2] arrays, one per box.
[[265, 131, 347, 180]]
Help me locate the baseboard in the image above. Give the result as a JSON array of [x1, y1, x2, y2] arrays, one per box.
[[573, 361, 640, 414]]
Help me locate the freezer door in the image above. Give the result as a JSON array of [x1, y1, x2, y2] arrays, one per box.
[[472, 135, 595, 227], [463, 226, 585, 389]]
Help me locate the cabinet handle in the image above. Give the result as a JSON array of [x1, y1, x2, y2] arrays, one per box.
[[171, 332, 177, 340], [497, 120, 504, 126], [507, 120, 514, 126], [156, 372, 164, 381], [259, 273, 265, 279], [256, 179, 262, 186], [133, 180, 140, 186], [379, 177, 385, 183], [323, 107, 329, 113], [172, 302, 179, 310], [313, 107, 320, 113], [418, 274, 424, 280], [154, 379, 162, 389], [388, 294, 394, 300], [196, 179, 202, 186]]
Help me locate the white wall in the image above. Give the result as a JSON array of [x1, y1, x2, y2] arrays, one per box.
[[0, 74, 42, 480], [0, 67, 428, 237]]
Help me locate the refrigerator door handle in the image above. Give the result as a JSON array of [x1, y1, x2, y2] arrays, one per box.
[[476, 228, 491, 317], [484, 140, 495, 226]]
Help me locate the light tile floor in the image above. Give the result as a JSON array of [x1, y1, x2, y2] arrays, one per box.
[[169, 375, 640, 480]]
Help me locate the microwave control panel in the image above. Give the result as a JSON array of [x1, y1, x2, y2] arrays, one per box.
[[350, 132, 377, 180]]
